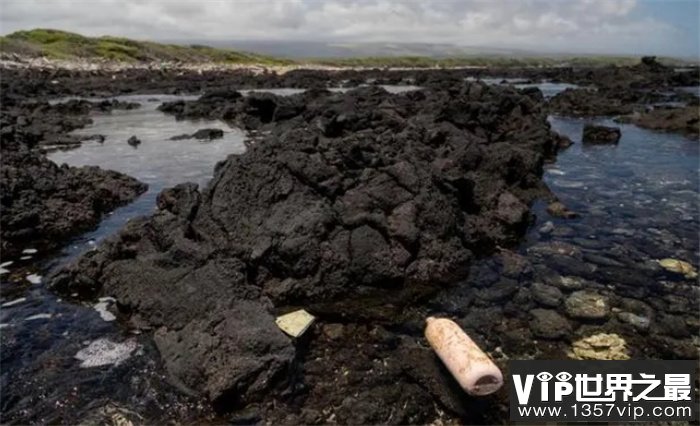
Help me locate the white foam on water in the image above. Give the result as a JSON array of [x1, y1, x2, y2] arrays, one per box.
[[74, 338, 139, 368]]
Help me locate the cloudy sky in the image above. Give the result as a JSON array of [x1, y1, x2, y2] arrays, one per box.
[[1, 0, 698, 57]]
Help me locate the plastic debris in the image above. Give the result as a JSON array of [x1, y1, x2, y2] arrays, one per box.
[[425, 317, 504, 396], [22, 248, 38, 255], [275, 309, 315, 338], [0, 267, 8, 275], [25, 313, 53, 321], [0, 261, 13, 268], [75, 338, 139, 368], [2, 297, 27, 307], [657, 258, 697, 279], [569, 333, 629, 360], [94, 298, 117, 322], [26, 274, 42, 284]]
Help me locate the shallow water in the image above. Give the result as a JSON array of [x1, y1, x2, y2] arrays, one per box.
[[1, 91, 698, 422]]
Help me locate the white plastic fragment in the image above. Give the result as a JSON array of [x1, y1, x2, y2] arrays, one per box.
[[20, 256, 32, 260], [94, 300, 117, 322], [74, 338, 139, 368], [26, 274, 42, 284], [2, 297, 27, 307], [425, 317, 504, 396], [22, 249, 38, 255], [25, 313, 52, 321], [275, 309, 315, 338], [0, 261, 13, 268]]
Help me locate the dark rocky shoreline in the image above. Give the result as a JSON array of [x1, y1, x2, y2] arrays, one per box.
[[1, 59, 698, 424]]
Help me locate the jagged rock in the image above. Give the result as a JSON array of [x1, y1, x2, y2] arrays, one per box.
[[127, 135, 141, 147], [50, 83, 567, 406]]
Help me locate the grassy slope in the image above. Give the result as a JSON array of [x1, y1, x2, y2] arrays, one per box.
[[0, 29, 693, 68], [0, 29, 293, 65]]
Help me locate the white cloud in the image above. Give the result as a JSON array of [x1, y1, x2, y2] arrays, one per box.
[[0, 0, 693, 56]]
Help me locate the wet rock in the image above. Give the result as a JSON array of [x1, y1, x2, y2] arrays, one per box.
[[617, 312, 650, 331], [569, 333, 629, 360], [171, 128, 225, 141], [582, 124, 621, 144], [657, 258, 698, 279], [127, 135, 141, 147], [529, 309, 571, 339], [564, 290, 610, 319], [538, 221, 554, 234], [51, 82, 568, 409], [618, 106, 699, 139], [0, 130, 147, 257], [530, 282, 563, 307]]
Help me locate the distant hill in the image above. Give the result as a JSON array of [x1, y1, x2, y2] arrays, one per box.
[[1, 29, 695, 68], [0, 29, 293, 65]]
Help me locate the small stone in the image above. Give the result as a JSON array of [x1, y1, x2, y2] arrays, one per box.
[[569, 333, 629, 360], [547, 201, 577, 219], [127, 135, 141, 147], [538, 221, 554, 234], [582, 124, 621, 144], [531, 282, 563, 307], [657, 258, 697, 279], [618, 312, 651, 331], [564, 290, 610, 319], [530, 309, 571, 339]]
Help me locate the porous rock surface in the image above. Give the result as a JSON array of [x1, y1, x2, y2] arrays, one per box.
[[0, 97, 147, 257], [50, 82, 568, 406]]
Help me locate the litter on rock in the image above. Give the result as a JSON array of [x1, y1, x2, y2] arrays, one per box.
[[2, 297, 27, 307], [425, 317, 503, 396], [26, 274, 42, 284], [275, 309, 315, 338]]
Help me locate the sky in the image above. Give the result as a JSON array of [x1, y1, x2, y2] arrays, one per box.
[[0, 0, 698, 57]]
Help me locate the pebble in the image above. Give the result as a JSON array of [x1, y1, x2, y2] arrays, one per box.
[[564, 290, 610, 319], [530, 282, 563, 307], [529, 309, 571, 339], [538, 221, 554, 234], [569, 333, 629, 360], [617, 312, 651, 331]]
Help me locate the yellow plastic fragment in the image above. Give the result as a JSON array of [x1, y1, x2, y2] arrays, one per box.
[[275, 309, 315, 338]]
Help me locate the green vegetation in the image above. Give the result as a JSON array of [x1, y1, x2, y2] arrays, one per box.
[[0, 29, 293, 65], [0, 29, 693, 68]]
